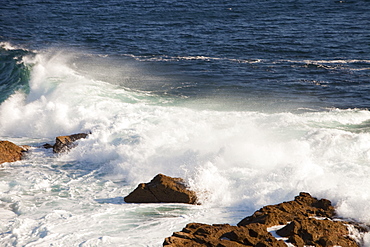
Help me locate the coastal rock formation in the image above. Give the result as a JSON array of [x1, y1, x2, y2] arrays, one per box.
[[237, 192, 334, 227], [52, 133, 89, 153], [0, 141, 29, 165], [276, 217, 358, 247], [163, 222, 286, 246], [0, 132, 88, 162], [124, 174, 198, 204], [163, 192, 365, 246]]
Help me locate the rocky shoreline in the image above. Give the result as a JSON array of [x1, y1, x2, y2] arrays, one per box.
[[163, 192, 368, 246], [0, 133, 89, 166], [1, 135, 369, 246]]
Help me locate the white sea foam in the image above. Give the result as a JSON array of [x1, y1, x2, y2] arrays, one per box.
[[124, 53, 262, 64], [1, 50, 370, 246], [0, 42, 37, 53], [125, 53, 370, 67], [0, 42, 21, 51]]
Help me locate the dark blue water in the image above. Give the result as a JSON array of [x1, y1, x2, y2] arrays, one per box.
[[1, 0, 370, 109]]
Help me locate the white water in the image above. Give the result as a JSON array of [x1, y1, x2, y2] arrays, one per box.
[[1, 50, 370, 246]]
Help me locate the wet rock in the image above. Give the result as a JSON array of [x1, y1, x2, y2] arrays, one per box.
[[237, 192, 335, 227], [163, 192, 364, 247], [0, 140, 28, 164], [277, 218, 359, 247], [163, 222, 286, 247], [42, 143, 53, 149], [53, 133, 89, 153], [124, 174, 197, 204]]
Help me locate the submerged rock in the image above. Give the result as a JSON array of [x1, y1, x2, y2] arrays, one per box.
[[164, 192, 365, 246], [53, 133, 89, 153], [124, 174, 198, 204], [0, 141, 28, 165]]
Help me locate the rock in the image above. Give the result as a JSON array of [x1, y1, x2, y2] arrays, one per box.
[[163, 222, 286, 246], [53, 133, 89, 153], [163, 192, 364, 247], [237, 192, 335, 227], [42, 143, 53, 149], [0, 141, 27, 164], [277, 218, 359, 247], [124, 174, 198, 204]]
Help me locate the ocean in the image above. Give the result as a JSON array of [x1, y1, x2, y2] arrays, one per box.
[[1, 0, 370, 246]]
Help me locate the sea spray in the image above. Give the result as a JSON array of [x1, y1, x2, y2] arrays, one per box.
[[0, 51, 137, 138]]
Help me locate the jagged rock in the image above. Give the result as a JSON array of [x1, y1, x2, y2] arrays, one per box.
[[163, 222, 286, 246], [237, 192, 335, 227], [163, 192, 364, 247], [53, 133, 88, 153], [277, 218, 359, 247], [124, 174, 198, 204], [0, 141, 28, 164]]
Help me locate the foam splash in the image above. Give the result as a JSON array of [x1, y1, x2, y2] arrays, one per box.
[[66, 104, 370, 218], [0, 51, 145, 138], [0, 42, 22, 51]]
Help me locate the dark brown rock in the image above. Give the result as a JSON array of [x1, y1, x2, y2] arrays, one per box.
[[288, 234, 305, 247], [42, 143, 53, 149], [0, 141, 28, 165], [124, 174, 197, 204], [237, 192, 335, 227], [164, 192, 364, 247], [163, 222, 286, 247], [53, 133, 88, 153], [277, 218, 359, 247]]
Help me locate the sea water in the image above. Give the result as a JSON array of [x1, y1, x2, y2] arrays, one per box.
[[1, 0, 370, 246]]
